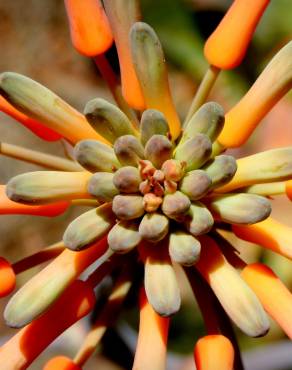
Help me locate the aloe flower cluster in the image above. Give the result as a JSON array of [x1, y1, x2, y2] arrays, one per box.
[[0, 0, 291, 369]]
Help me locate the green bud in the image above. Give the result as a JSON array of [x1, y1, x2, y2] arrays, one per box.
[[87, 173, 119, 202], [162, 191, 191, 220], [108, 220, 141, 253], [114, 135, 145, 166], [140, 109, 169, 146], [208, 193, 271, 225], [145, 134, 173, 169], [112, 194, 144, 220], [143, 242, 181, 316], [181, 102, 224, 145], [169, 230, 201, 266], [113, 166, 141, 193], [63, 204, 115, 251], [179, 169, 211, 200], [84, 98, 137, 144], [203, 155, 237, 189], [139, 213, 169, 242], [74, 140, 121, 173], [161, 159, 185, 182], [6, 171, 91, 204], [184, 202, 214, 236], [175, 134, 212, 171]]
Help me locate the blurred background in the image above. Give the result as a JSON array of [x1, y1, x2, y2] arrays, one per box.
[[0, 0, 291, 369]]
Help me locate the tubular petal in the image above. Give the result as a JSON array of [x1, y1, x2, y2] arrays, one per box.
[[218, 41, 292, 148], [0, 185, 69, 216], [0, 96, 60, 141], [0, 258, 16, 297], [132, 288, 169, 370], [233, 217, 292, 260], [204, 0, 270, 69], [0, 280, 95, 370], [64, 0, 113, 56], [103, 0, 145, 109], [242, 263, 292, 339], [44, 356, 80, 370], [194, 335, 234, 370]]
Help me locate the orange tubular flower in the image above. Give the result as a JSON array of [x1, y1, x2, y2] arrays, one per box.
[[204, 0, 270, 70], [64, 0, 113, 57], [44, 356, 81, 370], [242, 263, 292, 339], [285, 180, 292, 200], [0, 257, 16, 297], [132, 288, 169, 370], [0, 280, 95, 370], [233, 217, 292, 260], [194, 335, 234, 370], [0, 185, 70, 217], [0, 96, 61, 141]]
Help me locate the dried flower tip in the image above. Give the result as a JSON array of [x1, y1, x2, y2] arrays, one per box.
[[161, 159, 185, 182], [164, 180, 177, 194], [203, 155, 237, 189], [44, 356, 81, 370], [153, 170, 165, 183], [143, 244, 181, 316], [139, 160, 156, 179], [108, 220, 141, 253], [113, 166, 141, 193], [114, 135, 145, 167], [169, 231, 201, 266], [217, 147, 292, 193], [0, 72, 104, 144], [74, 139, 120, 173], [196, 236, 270, 337], [140, 109, 170, 146], [130, 22, 181, 140], [64, 0, 113, 56], [194, 335, 234, 370], [162, 191, 191, 220], [139, 180, 152, 195], [175, 134, 212, 172], [184, 202, 214, 236], [87, 173, 119, 202], [0, 257, 16, 297], [144, 134, 173, 169], [179, 169, 211, 200], [63, 204, 115, 251], [204, 0, 269, 69], [209, 193, 271, 225], [6, 171, 91, 204], [181, 102, 224, 145], [139, 213, 169, 242], [143, 193, 162, 213], [112, 194, 144, 220], [218, 41, 292, 148], [84, 98, 137, 144]]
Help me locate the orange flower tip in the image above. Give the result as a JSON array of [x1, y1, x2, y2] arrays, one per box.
[[0, 257, 16, 297], [285, 180, 292, 201], [194, 335, 234, 370], [64, 0, 113, 56], [44, 356, 81, 370], [204, 0, 270, 69]]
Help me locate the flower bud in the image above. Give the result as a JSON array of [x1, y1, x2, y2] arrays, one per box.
[[179, 170, 211, 200], [108, 220, 141, 253], [44, 356, 81, 370], [74, 140, 120, 173], [113, 166, 141, 193], [169, 231, 201, 266], [114, 135, 145, 166], [175, 134, 212, 171], [203, 155, 237, 189], [161, 159, 185, 182], [140, 109, 169, 146], [162, 191, 191, 220], [139, 213, 169, 242], [84, 98, 137, 144], [143, 193, 163, 213], [63, 204, 115, 250], [145, 134, 173, 169], [181, 102, 224, 144], [87, 173, 119, 202], [184, 202, 214, 236], [0, 257, 16, 297], [112, 194, 144, 220]]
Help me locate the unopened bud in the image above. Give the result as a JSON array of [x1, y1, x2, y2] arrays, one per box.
[[162, 191, 191, 220], [112, 194, 144, 220], [143, 193, 163, 212], [114, 135, 145, 167], [161, 159, 185, 182], [108, 220, 141, 253], [113, 166, 141, 193], [184, 202, 214, 236], [87, 172, 119, 202], [140, 109, 169, 146], [169, 230, 201, 266], [139, 213, 169, 242], [179, 170, 211, 200], [145, 135, 173, 169], [203, 155, 237, 189]]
